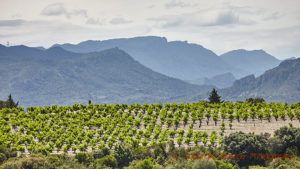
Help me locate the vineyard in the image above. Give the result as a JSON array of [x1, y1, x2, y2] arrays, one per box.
[[1, 102, 300, 156]]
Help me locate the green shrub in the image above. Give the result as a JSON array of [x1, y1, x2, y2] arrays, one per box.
[[91, 155, 118, 169], [75, 152, 92, 164], [215, 160, 235, 169], [192, 159, 217, 169], [131, 158, 155, 169], [113, 144, 133, 167], [1, 154, 50, 169]]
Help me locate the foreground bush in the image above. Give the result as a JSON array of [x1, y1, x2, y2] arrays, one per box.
[[90, 155, 118, 169], [1, 154, 50, 169], [192, 159, 217, 169]]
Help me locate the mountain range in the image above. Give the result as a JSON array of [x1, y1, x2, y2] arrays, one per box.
[[53, 36, 254, 80], [0, 44, 212, 107], [0, 36, 298, 106]]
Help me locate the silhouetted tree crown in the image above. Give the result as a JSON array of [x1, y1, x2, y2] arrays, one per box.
[[208, 88, 221, 103], [6, 94, 19, 108], [0, 94, 19, 109], [246, 97, 265, 104]]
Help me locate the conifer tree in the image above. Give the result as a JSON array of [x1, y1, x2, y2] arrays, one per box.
[[6, 94, 19, 108], [208, 88, 221, 103]]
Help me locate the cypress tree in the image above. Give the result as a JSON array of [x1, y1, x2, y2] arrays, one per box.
[[208, 88, 221, 103], [6, 94, 18, 108]]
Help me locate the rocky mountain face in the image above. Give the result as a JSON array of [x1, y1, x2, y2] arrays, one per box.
[[167, 58, 300, 103], [220, 58, 300, 103]]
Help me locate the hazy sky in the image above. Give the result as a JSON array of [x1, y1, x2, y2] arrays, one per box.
[[0, 0, 299, 59]]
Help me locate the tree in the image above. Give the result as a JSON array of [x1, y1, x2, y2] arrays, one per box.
[[92, 155, 118, 169], [270, 126, 300, 154], [223, 131, 268, 167], [208, 88, 221, 103], [6, 94, 18, 108], [131, 158, 155, 169], [0, 94, 18, 109], [246, 97, 265, 104], [113, 144, 134, 168], [75, 152, 92, 164]]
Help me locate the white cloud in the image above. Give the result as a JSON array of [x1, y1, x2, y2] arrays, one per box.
[[70, 10, 88, 18], [86, 17, 104, 25], [41, 3, 67, 17], [207, 11, 240, 26], [0, 19, 24, 27], [148, 16, 183, 28], [110, 18, 132, 25], [41, 3, 87, 19], [165, 0, 194, 8]]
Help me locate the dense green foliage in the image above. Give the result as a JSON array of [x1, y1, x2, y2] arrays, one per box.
[[270, 126, 300, 154], [245, 97, 266, 104], [223, 132, 269, 166]]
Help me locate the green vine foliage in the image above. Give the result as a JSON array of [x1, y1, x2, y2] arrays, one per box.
[[0, 102, 298, 155]]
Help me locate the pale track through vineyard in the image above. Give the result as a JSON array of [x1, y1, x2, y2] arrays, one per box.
[[1, 102, 299, 156]]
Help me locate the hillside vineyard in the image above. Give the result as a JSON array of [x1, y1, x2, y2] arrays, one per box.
[[1, 102, 300, 155]]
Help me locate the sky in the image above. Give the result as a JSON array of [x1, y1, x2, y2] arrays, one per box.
[[0, 0, 299, 59]]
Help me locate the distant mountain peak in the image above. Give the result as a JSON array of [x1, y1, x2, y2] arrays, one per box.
[[92, 47, 128, 56], [47, 46, 67, 52], [45, 46, 80, 56], [224, 49, 267, 55], [34, 46, 46, 50], [220, 48, 280, 77]]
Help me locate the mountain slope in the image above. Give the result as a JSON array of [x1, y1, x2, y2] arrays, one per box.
[[53, 36, 246, 80], [220, 49, 280, 76], [220, 58, 300, 103], [187, 72, 236, 88], [0, 45, 212, 106]]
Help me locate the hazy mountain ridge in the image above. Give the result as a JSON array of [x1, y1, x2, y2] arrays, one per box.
[[53, 36, 248, 80], [1, 36, 296, 106], [220, 58, 300, 103], [220, 49, 281, 77], [0, 45, 212, 107], [187, 72, 236, 88], [167, 58, 300, 103]]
